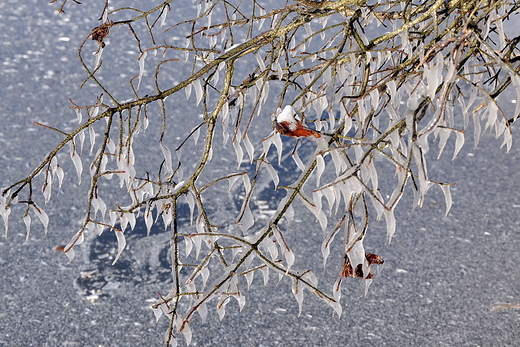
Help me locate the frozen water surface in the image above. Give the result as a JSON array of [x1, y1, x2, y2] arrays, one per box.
[[0, 1, 519, 346]]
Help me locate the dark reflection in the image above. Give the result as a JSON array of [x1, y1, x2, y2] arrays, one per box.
[[74, 205, 191, 301]]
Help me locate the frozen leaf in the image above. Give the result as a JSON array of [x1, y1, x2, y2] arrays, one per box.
[[384, 209, 396, 242], [452, 131, 465, 160], [261, 234, 278, 261], [316, 153, 325, 187], [75, 108, 82, 123], [69, 142, 83, 185], [263, 161, 279, 189], [473, 112, 481, 149], [89, 126, 96, 156], [184, 235, 193, 258], [64, 230, 84, 262], [440, 184, 452, 217], [113, 231, 126, 265], [193, 78, 203, 106], [152, 306, 162, 322], [160, 142, 173, 177], [321, 218, 341, 268], [272, 225, 294, 272], [501, 126, 513, 153], [185, 192, 196, 225], [227, 174, 241, 192], [484, 102, 498, 134], [197, 302, 208, 323], [292, 280, 304, 317], [245, 269, 254, 289], [94, 46, 103, 69], [188, 233, 201, 261], [291, 150, 305, 171], [217, 296, 229, 321], [262, 131, 283, 165], [145, 205, 153, 236], [243, 134, 254, 164], [42, 172, 53, 204], [23, 212, 31, 241], [136, 51, 147, 90], [237, 204, 254, 232], [235, 292, 246, 311], [284, 203, 294, 227], [185, 82, 192, 100], [180, 322, 192, 346], [77, 130, 85, 154], [261, 264, 269, 285], [159, 5, 169, 27], [32, 203, 49, 235], [64, 247, 75, 263], [0, 203, 10, 237], [200, 266, 210, 288], [437, 128, 450, 159], [232, 138, 244, 169]]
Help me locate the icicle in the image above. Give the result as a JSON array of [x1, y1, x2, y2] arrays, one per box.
[[69, 141, 83, 185], [159, 5, 169, 27], [32, 203, 49, 234], [440, 184, 452, 217], [292, 280, 304, 316], [136, 51, 147, 91], [193, 78, 203, 106], [452, 131, 465, 160], [112, 231, 126, 265]]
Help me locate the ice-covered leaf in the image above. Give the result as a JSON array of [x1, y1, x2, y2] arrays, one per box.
[[193, 78, 203, 106], [200, 266, 210, 288], [217, 296, 229, 321], [180, 321, 192, 345], [89, 126, 96, 156], [113, 231, 126, 265], [159, 5, 169, 27], [263, 161, 279, 189], [437, 127, 451, 159], [232, 138, 244, 169], [69, 142, 83, 184], [23, 212, 31, 241], [452, 131, 465, 160], [197, 302, 208, 323], [185, 192, 196, 225], [473, 112, 481, 149], [261, 264, 269, 285], [237, 204, 254, 233], [292, 280, 304, 317], [292, 150, 305, 171], [440, 184, 452, 217], [64, 247, 75, 263], [262, 132, 283, 165], [160, 142, 174, 177], [272, 225, 294, 272], [384, 208, 396, 242], [243, 134, 254, 164], [227, 174, 241, 192], [32, 203, 49, 234], [245, 269, 255, 289], [0, 203, 10, 237], [321, 217, 342, 268], [152, 305, 163, 322], [77, 130, 85, 154], [136, 51, 147, 90], [42, 172, 53, 204], [316, 153, 325, 187], [145, 205, 153, 236]]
